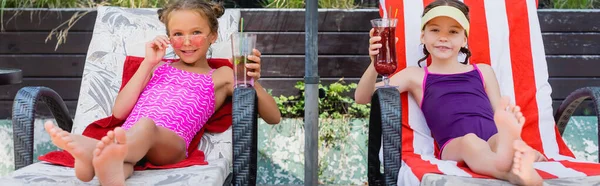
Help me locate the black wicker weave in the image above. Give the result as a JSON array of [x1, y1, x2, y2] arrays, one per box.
[[12, 86, 73, 170], [368, 88, 402, 186], [554, 86, 600, 162], [232, 87, 258, 186]]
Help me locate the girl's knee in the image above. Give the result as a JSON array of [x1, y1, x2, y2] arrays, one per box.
[[461, 133, 485, 148], [135, 117, 157, 131], [462, 133, 478, 141]]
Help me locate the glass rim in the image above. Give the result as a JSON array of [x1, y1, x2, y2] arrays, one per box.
[[232, 32, 257, 37], [371, 18, 398, 27]]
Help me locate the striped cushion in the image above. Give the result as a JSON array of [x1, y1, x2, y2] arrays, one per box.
[[377, 0, 600, 185]]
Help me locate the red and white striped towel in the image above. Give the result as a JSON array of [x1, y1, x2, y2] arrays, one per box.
[[377, 0, 600, 185]]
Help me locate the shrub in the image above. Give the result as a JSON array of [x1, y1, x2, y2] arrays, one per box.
[[273, 79, 370, 119]]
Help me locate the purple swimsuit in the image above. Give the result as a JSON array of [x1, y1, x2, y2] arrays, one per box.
[[121, 62, 216, 155], [420, 64, 497, 159]]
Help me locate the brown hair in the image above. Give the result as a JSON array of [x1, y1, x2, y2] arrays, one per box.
[[418, 0, 471, 67], [158, 0, 225, 35]]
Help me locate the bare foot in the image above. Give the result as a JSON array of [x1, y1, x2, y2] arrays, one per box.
[[508, 104, 526, 126], [92, 127, 128, 186], [508, 140, 543, 186], [44, 121, 97, 182], [493, 96, 524, 172]]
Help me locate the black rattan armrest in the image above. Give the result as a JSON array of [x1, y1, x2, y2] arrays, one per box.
[[368, 88, 402, 186], [12, 86, 73, 170], [554, 86, 600, 162], [232, 87, 258, 186], [554, 87, 600, 135]]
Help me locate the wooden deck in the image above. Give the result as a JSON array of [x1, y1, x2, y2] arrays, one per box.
[[1, 9, 599, 118]]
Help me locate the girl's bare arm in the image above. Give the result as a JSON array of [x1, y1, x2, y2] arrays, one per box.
[[477, 64, 502, 111], [244, 49, 281, 124], [355, 66, 416, 104], [112, 61, 161, 120], [113, 36, 168, 120], [254, 82, 281, 124]]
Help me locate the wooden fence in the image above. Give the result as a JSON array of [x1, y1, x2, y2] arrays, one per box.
[[1, 9, 599, 118]]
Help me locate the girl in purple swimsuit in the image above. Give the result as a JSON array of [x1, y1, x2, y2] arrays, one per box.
[[356, 0, 545, 185], [43, 0, 281, 185]]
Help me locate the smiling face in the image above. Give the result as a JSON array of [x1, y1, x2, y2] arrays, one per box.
[[167, 9, 217, 64], [420, 16, 468, 62]]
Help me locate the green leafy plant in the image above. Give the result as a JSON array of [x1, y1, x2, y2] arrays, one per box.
[[1, 0, 170, 44], [273, 79, 370, 119], [318, 0, 357, 9], [262, 0, 357, 9], [553, 0, 600, 8], [0, 0, 170, 8], [261, 0, 304, 8], [271, 78, 371, 155]]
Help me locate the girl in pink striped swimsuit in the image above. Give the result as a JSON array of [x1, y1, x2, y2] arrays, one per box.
[[43, 1, 281, 185]]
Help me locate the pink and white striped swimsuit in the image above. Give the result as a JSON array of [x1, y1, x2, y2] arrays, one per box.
[[121, 62, 216, 152]]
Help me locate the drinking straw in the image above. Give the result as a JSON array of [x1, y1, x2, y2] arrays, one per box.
[[240, 18, 244, 56], [241, 17, 244, 33], [395, 8, 398, 18]]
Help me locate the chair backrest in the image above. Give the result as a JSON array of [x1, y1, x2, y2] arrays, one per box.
[[378, 0, 579, 183], [71, 6, 240, 162]]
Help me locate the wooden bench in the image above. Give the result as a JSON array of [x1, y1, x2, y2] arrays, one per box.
[[1, 9, 599, 118]]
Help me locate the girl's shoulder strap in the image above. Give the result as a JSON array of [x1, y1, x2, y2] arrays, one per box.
[[208, 68, 217, 76], [472, 63, 486, 88], [153, 61, 169, 72]]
